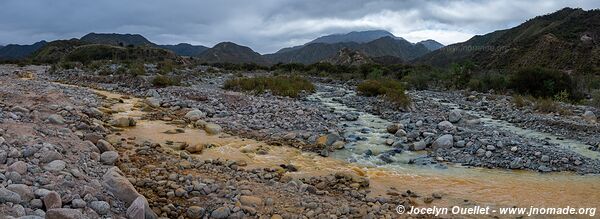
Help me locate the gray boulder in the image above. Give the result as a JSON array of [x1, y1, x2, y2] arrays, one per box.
[[0, 187, 22, 203], [432, 134, 454, 149], [185, 109, 206, 121], [45, 208, 83, 219], [100, 151, 119, 165], [448, 109, 462, 123], [583, 111, 596, 123], [47, 114, 65, 125]]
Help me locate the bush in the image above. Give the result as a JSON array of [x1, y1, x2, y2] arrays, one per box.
[[533, 98, 569, 114], [590, 90, 600, 109], [357, 79, 411, 108], [152, 75, 180, 87], [223, 75, 315, 98], [512, 95, 527, 108], [401, 69, 439, 90], [129, 62, 145, 76], [158, 60, 175, 74], [510, 67, 581, 100]]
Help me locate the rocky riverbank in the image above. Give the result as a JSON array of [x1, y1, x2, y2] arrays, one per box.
[[326, 83, 600, 174], [2, 64, 600, 218], [0, 65, 414, 218]]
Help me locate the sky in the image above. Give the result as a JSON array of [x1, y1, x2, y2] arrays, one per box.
[[0, 0, 598, 54]]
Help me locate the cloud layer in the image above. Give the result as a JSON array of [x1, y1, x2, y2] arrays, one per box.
[[0, 0, 598, 53]]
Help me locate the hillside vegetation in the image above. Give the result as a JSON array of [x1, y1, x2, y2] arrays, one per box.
[[416, 8, 600, 73]]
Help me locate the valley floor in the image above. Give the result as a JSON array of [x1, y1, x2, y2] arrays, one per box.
[[0, 65, 599, 218]]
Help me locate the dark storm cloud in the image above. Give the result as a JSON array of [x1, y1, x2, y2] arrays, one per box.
[[0, 0, 598, 53]]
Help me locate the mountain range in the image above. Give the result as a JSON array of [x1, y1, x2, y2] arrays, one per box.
[[267, 30, 442, 64], [415, 7, 599, 72], [195, 42, 269, 65], [0, 41, 48, 60], [0, 7, 596, 73]]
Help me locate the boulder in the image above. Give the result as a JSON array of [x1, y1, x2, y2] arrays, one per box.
[[432, 134, 454, 149], [44, 160, 66, 172], [204, 123, 222, 135], [146, 98, 161, 108], [186, 206, 205, 219], [211, 206, 230, 219], [102, 167, 140, 205], [185, 109, 206, 121], [320, 133, 341, 146], [0, 187, 22, 203], [411, 141, 427, 151], [185, 144, 204, 154], [583, 111, 596, 123], [110, 117, 136, 127], [43, 191, 62, 209], [437, 121, 455, 131], [448, 109, 462, 123], [100, 151, 119, 165], [45, 208, 83, 219], [39, 151, 63, 163], [96, 140, 115, 152], [8, 161, 28, 175], [90, 201, 110, 215], [126, 196, 157, 219], [47, 114, 65, 125], [386, 124, 402, 134], [6, 184, 33, 202], [239, 195, 263, 208]]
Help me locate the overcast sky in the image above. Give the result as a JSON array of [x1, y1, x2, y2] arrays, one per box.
[[0, 0, 598, 54]]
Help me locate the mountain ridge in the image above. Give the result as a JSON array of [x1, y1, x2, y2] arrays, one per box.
[[196, 42, 269, 65], [415, 7, 599, 72]]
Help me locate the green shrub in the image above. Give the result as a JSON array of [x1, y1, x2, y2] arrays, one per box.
[[401, 70, 435, 90], [152, 75, 180, 87], [357, 80, 411, 108], [467, 78, 483, 91], [129, 62, 146, 76], [158, 60, 175, 74], [534, 98, 562, 113], [553, 90, 570, 103], [510, 67, 581, 100], [512, 95, 527, 108], [590, 90, 600, 109], [223, 75, 315, 98]]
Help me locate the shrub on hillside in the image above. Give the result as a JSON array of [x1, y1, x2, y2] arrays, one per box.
[[129, 62, 146, 76], [534, 98, 559, 113], [509, 67, 582, 100], [512, 94, 528, 108], [591, 90, 600, 109], [357, 79, 411, 108], [223, 75, 315, 98], [152, 75, 180, 87]]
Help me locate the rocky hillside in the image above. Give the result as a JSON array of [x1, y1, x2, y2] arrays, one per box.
[[417, 39, 444, 51], [196, 42, 269, 65], [158, 43, 208, 57], [31, 39, 178, 63], [325, 48, 373, 66], [269, 30, 441, 64], [415, 8, 600, 72], [80, 33, 155, 47], [0, 41, 48, 60], [266, 36, 431, 64]]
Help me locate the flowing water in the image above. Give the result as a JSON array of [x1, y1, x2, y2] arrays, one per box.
[[92, 86, 600, 217]]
